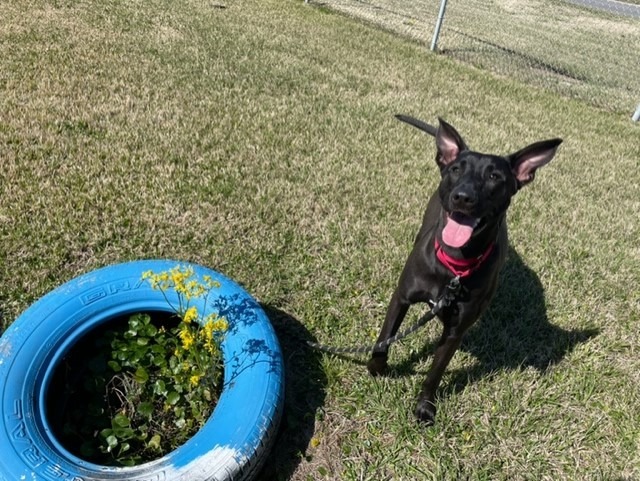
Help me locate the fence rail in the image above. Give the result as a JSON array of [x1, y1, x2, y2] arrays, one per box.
[[305, 0, 640, 120]]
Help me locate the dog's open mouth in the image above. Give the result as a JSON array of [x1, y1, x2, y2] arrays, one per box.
[[442, 212, 481, 248]]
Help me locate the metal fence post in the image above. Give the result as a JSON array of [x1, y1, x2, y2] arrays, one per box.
[[430, 0, 449, 52], [633, 104, 640, 122]]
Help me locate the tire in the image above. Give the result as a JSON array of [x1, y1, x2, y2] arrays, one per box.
[[0, 260, 284, 481]]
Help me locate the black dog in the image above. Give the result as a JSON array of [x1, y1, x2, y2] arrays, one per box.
[[367, 115, 562, 424]]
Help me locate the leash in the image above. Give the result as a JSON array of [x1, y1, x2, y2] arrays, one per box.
[[307, 276, 462, 355]]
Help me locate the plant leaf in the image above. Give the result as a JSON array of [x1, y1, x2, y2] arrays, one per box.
[[134, 366, 149, 383], [148, 434, 162, 451], [107, 360, 121, 372], [105, 434, 118, 452], [138, 401, 154, 418], [113, 413, 131, 428], [166, 391, 180, 405]]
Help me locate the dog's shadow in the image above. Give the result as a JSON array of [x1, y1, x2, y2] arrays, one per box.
[[256, 304, 327, 481], [393, 247, 599, 391]]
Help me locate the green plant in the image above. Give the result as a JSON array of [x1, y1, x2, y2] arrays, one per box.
[[64, 266, 228, 466]]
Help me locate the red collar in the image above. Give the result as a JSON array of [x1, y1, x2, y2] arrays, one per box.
[[434, 238, 495, 278]]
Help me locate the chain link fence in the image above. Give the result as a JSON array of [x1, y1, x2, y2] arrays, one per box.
[[305, 0, 640, 119]]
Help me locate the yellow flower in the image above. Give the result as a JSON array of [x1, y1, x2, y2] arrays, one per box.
[[189, 374, 201, 387], [198, 320, 213, 354], [179, 327, 195, 350], [205, 342, 219, 356], [203, 275, 221, 289], [183, 306, 198, 324], [188, 280, 205, 299], [198, 315, 227, 354], [202, 320, 214, 340], [213, 318, 228, 332], [142, 270, 161, 290]]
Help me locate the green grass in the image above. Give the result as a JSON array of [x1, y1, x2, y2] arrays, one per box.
[[314, 0, 640, 114], [1, 0, 639, 480]]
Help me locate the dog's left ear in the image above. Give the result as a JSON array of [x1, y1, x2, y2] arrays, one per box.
[[435, 118, 468, 167], [509, 138, 563, 187]]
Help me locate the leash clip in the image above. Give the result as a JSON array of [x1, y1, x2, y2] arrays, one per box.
[[433, 275, 462, 312], [442, 275, 461, 306]]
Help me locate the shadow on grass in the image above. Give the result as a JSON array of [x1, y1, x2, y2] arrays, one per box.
[[391, 247, 599, 394], [442, 29, 589, 83], [256, 304, 327, 481]]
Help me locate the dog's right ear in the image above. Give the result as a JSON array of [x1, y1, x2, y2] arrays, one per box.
[[436, 118, 468, 167], [509, 138, 563, 188]]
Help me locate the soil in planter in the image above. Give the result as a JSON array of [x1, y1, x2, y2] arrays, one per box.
[[46, 311, 223, 467]]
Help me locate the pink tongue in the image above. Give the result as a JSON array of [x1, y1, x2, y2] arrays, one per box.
[[442, 214, 475, 248]]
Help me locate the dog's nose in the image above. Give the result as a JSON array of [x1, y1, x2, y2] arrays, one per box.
[[451, 188, 476, 207]]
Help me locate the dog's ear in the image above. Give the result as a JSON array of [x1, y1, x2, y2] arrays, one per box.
[[436, 118, 468, 167], [509, 138, 563, 187]]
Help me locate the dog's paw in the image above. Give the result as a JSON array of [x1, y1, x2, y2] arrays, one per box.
[[366, 355, 388, 376], [414, 398, 437, 425]]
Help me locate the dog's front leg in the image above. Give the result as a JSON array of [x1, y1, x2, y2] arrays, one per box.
[[415, 322, 464, 424], [367, 287, 410, 376]]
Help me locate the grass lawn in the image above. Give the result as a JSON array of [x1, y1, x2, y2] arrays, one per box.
[[312, 0, 640, 114], [0, 0, 638, 479]]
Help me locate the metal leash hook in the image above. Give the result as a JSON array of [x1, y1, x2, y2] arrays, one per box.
[[439, 275, 461, 308], [307, 276, 463, 355]]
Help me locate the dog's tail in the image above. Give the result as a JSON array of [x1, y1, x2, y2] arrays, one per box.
[[395, 114, 437, 137]]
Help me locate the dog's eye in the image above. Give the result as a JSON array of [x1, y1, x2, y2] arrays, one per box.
[[450, 165, 461, 174], [489, 172, 501, 181]]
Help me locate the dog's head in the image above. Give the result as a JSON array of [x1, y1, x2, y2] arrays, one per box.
[[397, 115, 562, 249]]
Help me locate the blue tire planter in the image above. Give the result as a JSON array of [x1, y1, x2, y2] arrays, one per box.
[[0, 260, 284, 481]]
